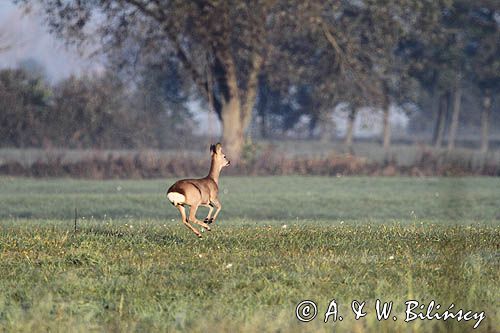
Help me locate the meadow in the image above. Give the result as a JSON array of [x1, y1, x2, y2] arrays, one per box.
[[0, 176, 498, 332]]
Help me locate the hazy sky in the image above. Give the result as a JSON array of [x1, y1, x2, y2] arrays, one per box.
[[0, 2, 101, 81]]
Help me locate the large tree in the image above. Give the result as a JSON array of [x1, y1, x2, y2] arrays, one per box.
[[320, 0, 415, 159], [260, 0, 402, 146], [18, 0, 284, 160]]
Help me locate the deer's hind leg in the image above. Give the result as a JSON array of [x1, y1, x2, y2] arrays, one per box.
[[188, 204, 211, 231], [176, 205, 202, 238]]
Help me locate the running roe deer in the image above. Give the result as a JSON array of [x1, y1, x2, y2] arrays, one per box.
[[166, 143, 230, 238]]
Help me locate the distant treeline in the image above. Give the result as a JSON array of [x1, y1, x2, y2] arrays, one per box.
[[8, 0, 498, 160], [0, 67, 195, 149], [1, 148, 498, 178], [2, 0, 500, 160], [1, 64, 498, 153]]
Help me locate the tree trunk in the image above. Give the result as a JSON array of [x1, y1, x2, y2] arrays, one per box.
[[241, 54, 263, 132], [480, 92, 491, 154], [447, 74, 462, 151], [260, 112, 267, 139], [382, 105, 391, 162], [319, 112, 333, 143], [319, 124, 329, 143], [308, 115, 317, 139], [431, 89, 439, 144], [214, 52, 262, 162], [434, 92, 448, 148], [344, 108, 356, 153], [258, 87, 268, 139], [221, 96, 244, 161]]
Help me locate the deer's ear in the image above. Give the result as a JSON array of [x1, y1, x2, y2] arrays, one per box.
[[210, 144, 216, 154], [215, 143, 222, 153]]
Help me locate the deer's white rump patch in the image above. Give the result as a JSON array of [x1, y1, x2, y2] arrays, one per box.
[[167, 192, 185, 205]]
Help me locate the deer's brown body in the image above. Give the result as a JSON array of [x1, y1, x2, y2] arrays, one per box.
[[166, 143, 230, 238]]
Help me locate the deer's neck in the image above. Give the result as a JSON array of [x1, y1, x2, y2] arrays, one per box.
[[207, 160, 221, 184]]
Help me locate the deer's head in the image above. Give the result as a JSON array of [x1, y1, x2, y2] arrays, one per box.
[[210, 143, 230, 169]]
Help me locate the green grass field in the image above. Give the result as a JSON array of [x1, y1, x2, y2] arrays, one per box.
[[0, 177, 498, 332]]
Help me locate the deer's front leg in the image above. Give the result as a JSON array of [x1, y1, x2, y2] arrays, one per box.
[[209, 199, 222, 224], [201, 203, 214, 224]]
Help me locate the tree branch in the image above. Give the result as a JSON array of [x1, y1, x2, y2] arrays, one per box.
[[319, 18, 383, 104], [122, 0, 164, 22], [123, 0, 211, 103]]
